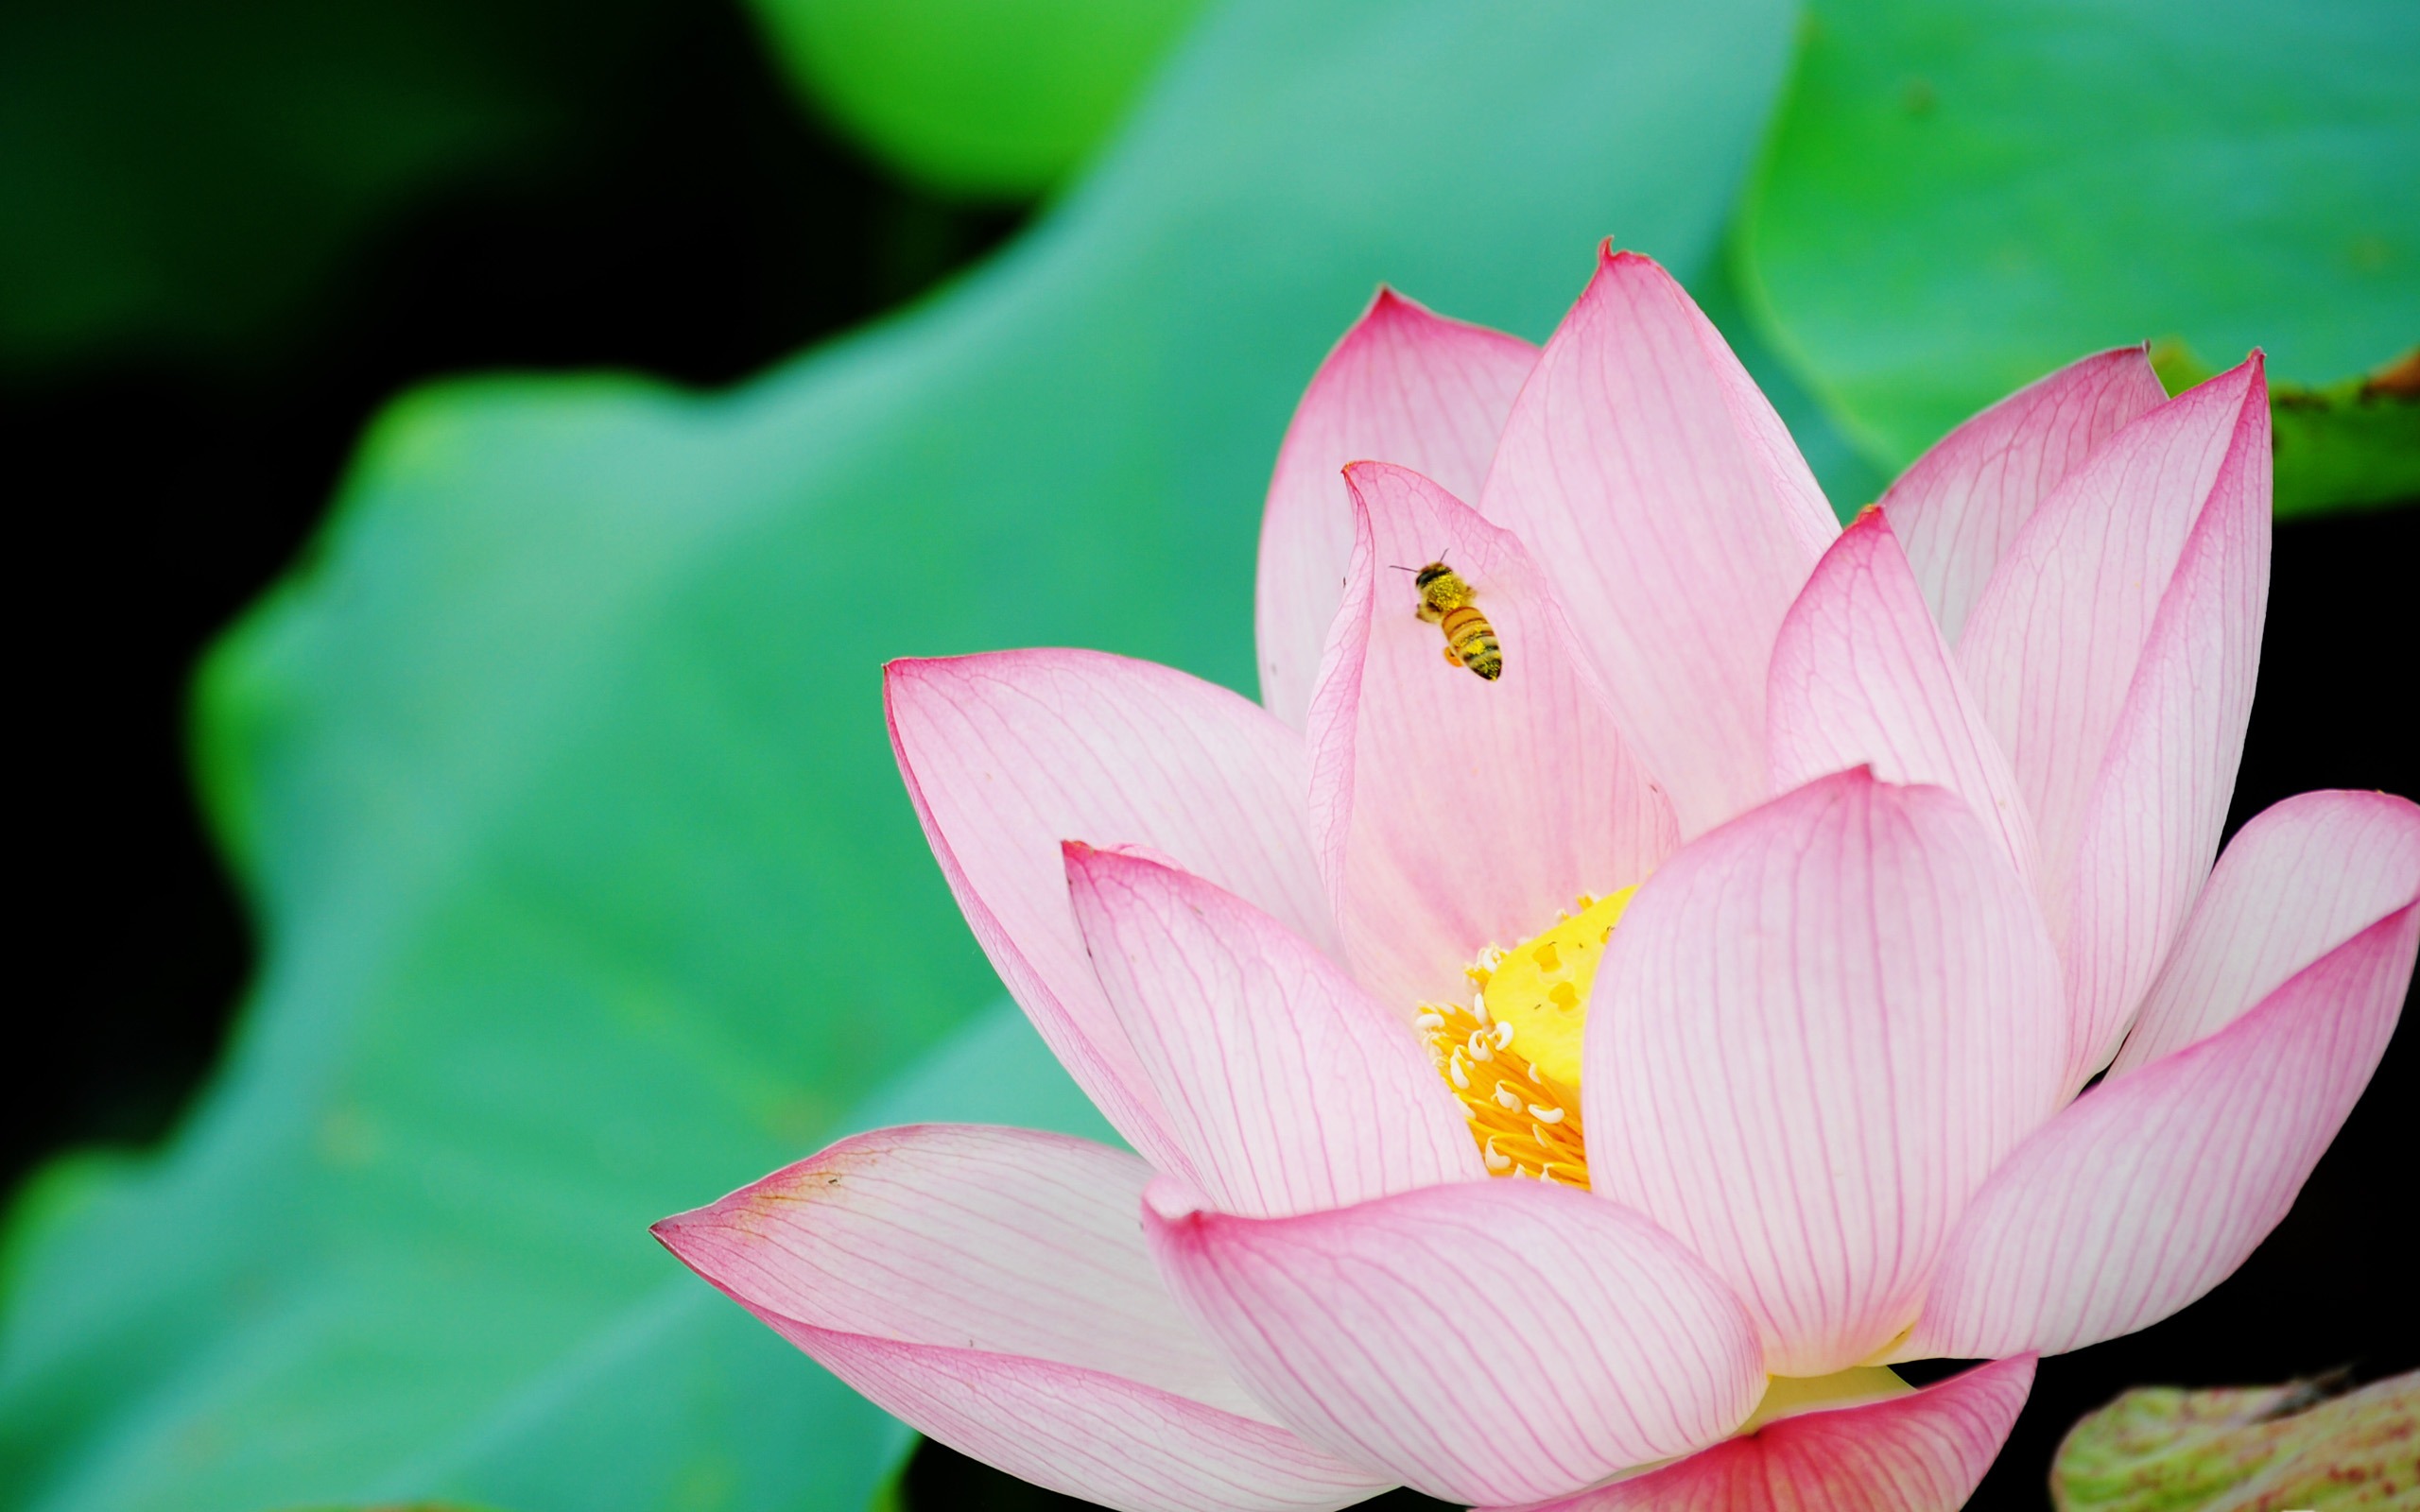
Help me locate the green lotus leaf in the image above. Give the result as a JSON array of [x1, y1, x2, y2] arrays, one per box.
[[1740, 0, 2420, 506], [746, 0, 1213, 198], [2053, 1369, 2420, 1512]]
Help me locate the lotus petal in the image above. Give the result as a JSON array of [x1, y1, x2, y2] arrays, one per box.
[[1881, 348, 2166, 646], [1769, 507, 2036, 882], [654, 1124, 1392, 1512], [1958, 358, 2271, 1085], [889, 650, 1335, 1176], [1510, 1356, 2033, 1512], [1144, 1176, 1765, 1506], [1909, 902, 2418, 1358], [1065, 842, 1483, 1217], [1257, 288, 1536, 730], [1587, 768, 2067, 1375], [1305, 460, 1676, 1005], [1479, 246, 1836, 836], [2113, 789, 2420, 1076]]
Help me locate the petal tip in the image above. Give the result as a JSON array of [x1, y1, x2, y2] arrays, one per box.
[[2205, 351, 2268, 404], [648, 1203, 722, 1267], [1339, 456, 1428, 503], [1345, 283, 1468, 346], [1841, 502, 1894, 540], [1594, 243, 1676, 284]]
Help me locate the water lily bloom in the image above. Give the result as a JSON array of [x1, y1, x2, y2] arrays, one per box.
[[655, 247, 2420, 1511]]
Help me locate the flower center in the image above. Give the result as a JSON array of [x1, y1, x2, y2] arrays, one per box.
[[1417, 888, 1635, 1188]]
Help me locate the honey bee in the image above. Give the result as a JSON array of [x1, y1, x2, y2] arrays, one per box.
[[1406, 560, 1502, 680]]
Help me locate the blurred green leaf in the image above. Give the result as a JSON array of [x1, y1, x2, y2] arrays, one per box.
[[2152, 341, 2420, 517], [748, 0, 1212, 199], [2052, 1369, 2420, 1512], [0, 2, 1802, 1509], [1737, 0, 2420, 488], [0, 0, 660, 376], [2273, 365, 2420, 519]]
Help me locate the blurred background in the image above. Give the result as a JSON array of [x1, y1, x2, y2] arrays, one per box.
[[2, 1, 2412, 1509]]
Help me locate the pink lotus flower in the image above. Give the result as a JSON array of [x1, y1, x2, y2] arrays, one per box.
[[655, 247, 2420, 1511]]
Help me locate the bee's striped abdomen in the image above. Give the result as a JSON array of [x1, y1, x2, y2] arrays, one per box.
[[1438, 605, 1502, 680]]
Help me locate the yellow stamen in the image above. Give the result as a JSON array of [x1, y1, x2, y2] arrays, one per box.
[[1417, 887, 1637, 1187]]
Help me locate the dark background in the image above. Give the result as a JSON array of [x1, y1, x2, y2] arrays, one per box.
[[7, 1, 2411, 1506]]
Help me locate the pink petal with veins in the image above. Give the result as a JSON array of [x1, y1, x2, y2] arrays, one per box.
[[1480, 246, 1836, 836], [1909, 901, 2417, 1359], [1510, 1356, 2033, 1512], [2114, 789, 2420, 1075], [1588, 769, 2067, 1375], [1958, 358, 2271, 1085], [1144, 1176, 1764, 1506], [1882, 348, 2167, 647], [653, 1124, 1391, 1512], [1769, 507, 2037, 883], [1065, 842, 1482, 1218], [887, 650, 1333, 1177], [1256, 287, 1536, 731], [1305, 461, 1676, 1006]]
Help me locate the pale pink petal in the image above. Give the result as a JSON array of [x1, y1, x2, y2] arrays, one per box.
[[1768, 508, 2038, 883], [773, 1325, 1392, 1512], [889, 651, 1335, 1176], [1908, 902, 2419, 1359], [1143, 1177, 1766, 1507], [1586, 769, 2068, 1376], [1304, 461, 1677, 1005], [654, 1125, 1387, 1512], [1064, 842, 1484, 1217], [2058, 372, 2275, 1085], [1511, 1356, 2033, 1512], [2113, 790, 2420, 1076], [1956, 358, 2271, 1085], [655, 1125, 1252, 1408], [1882, 348, 2167, 646], [1478, 246, 1837, 836], [1256, 288, 1538, 731]]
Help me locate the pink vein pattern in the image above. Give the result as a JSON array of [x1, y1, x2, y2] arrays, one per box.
[[1910, 903, 2419, 1358], [1480, 246, 1836, 837], [1512, 1355, 2034, 1512], [1768, 508, 2038, 884], [1144, 1176, 1765, 1506], [1305, 461, 1676, 1006], [653, 1125, 1391, 1512], [1587, 770, 2067, 1375], [888, 649, 1334, 1177], [1957, 358, 2271, 1085], [1066, 843, 1482, 1218], [1256, 287, 1537, 732], [1881, 348, 2167, 648]]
